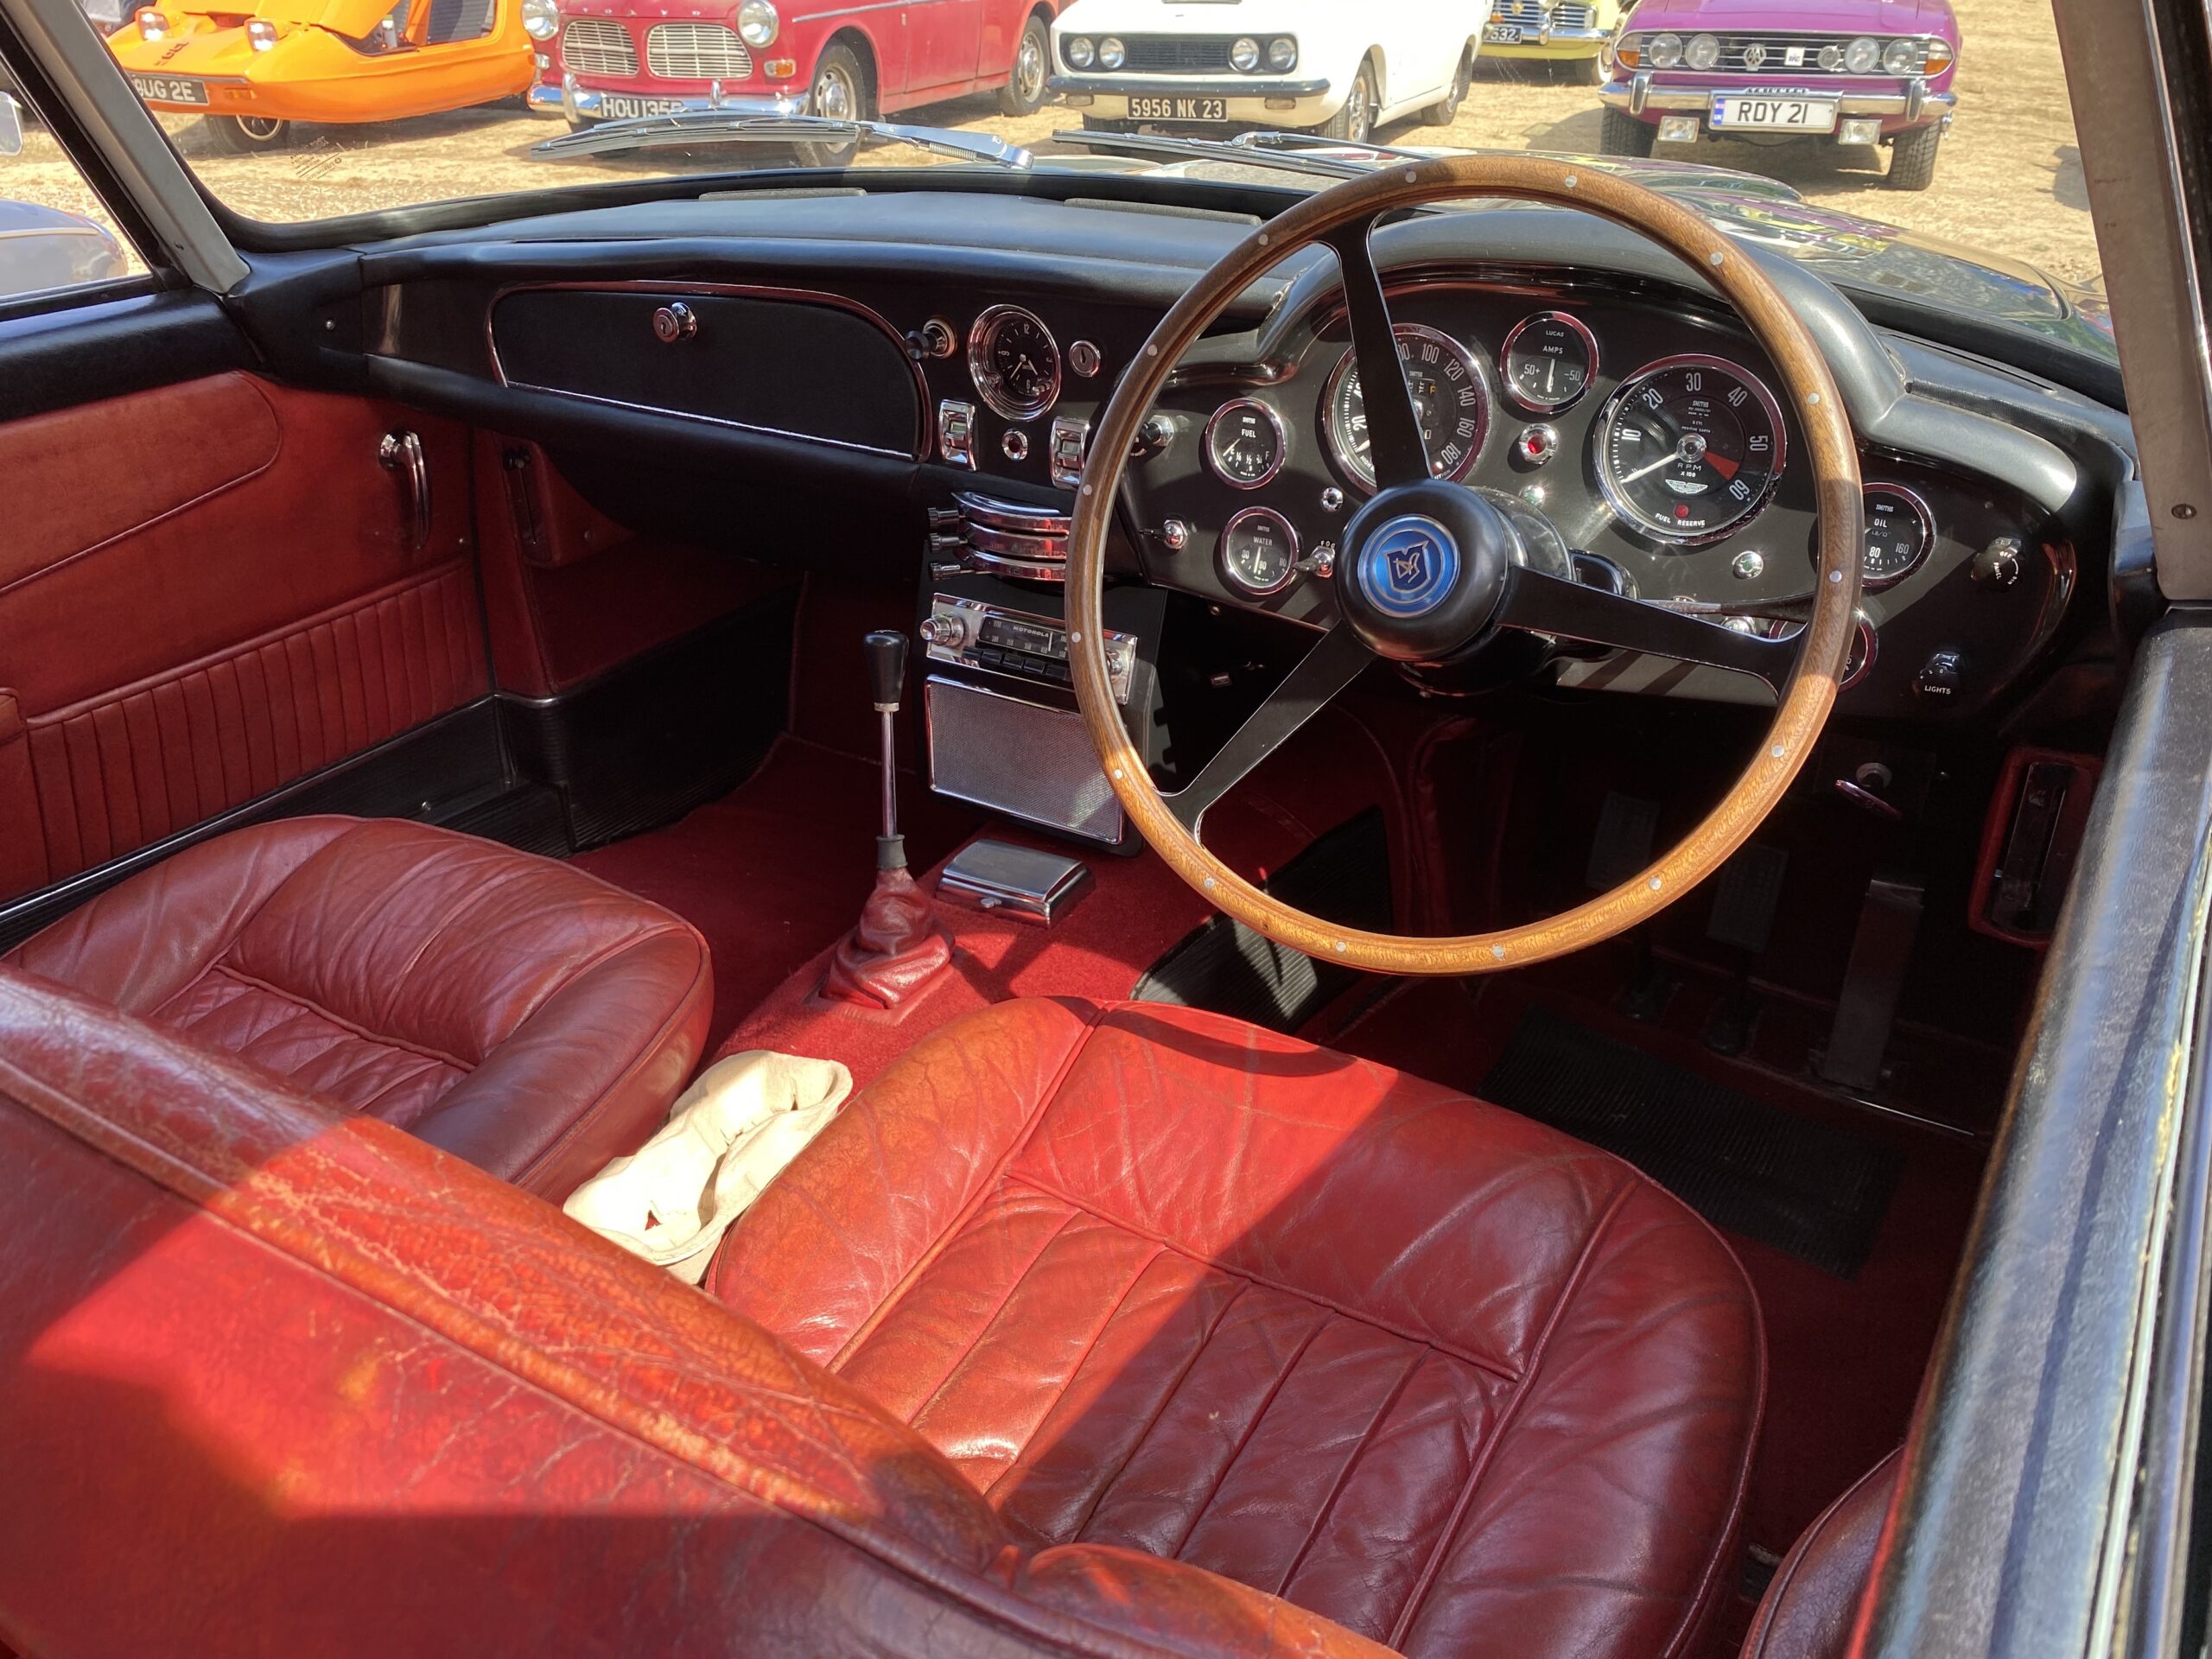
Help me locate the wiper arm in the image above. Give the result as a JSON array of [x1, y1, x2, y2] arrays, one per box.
[[533, 111, 1033, 168], [1051, 127, 1376, 181], [1221, 128, 1439, 166]]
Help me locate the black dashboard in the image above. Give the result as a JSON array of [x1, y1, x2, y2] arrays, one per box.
[[359, 183, 2123, 728]]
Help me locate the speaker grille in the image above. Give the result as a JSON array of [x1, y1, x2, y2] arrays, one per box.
[[925, 677, 1124, 845]]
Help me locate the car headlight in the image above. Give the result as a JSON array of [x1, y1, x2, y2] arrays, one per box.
[[1844, 35, 1879, 73], [134, 9, 166, 40], [1096, 35, 1124, 68], [737, 0, 777, 47], [1062, 33, 1092, 67], [1815, 41, 1843, 69], [1266, 35, 1295, 71], [245, 16, 277, 48], [1647, 31, 1681, 67], [1880, 35, 1921, 73], [521, 0, 558, 41], [1230, 35, 1259, 71], [1684, 32, 1719, 69]]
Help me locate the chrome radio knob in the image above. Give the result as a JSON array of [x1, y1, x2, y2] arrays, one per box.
[[919, 614, 966, 650]]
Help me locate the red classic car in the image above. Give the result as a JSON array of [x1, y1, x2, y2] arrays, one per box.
[[524, 0, 1063, 133]]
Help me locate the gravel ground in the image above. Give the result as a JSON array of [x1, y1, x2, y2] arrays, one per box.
[[3, 0, 2097, 287]]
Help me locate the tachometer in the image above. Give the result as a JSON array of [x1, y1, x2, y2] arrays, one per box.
[[968, 304, 1061, 421], [1324, 323, 1490, 491], [1595, 354, 1785, 544]]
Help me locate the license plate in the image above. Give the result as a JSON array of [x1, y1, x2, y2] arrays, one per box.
[[130, 74, 207, 105], [599, 93, 688, 120], [1709, 94, 1837, 131], [1484, 22, 1522, 42], [1128, 96, 1228, 121]]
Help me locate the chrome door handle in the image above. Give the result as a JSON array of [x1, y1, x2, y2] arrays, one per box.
[[378, 429, 430, 553]]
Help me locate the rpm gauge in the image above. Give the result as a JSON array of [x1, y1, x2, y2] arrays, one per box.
[[1596, 354, 1785, 544], [1859, 483, 1935, 588], [1205, 397, 1287, 488], [1324, 323, 1491, 491], [968, 304, 1061, 421]]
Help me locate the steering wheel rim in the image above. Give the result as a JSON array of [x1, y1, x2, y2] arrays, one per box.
[[1066, 155, 1863, 976]]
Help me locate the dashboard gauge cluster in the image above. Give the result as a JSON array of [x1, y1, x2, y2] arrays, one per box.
[[1500, 310, 1599, 415], [1324, 323, 1491, 491], [967, 303, 1061, 421], [1595, 354, 1786, 544]]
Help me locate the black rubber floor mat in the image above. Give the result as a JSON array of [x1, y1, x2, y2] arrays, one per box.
[[1479, 1007, 1903, 1277], [1133, 808, 1391, 1034]]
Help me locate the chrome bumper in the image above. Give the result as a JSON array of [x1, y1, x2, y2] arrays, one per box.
[[1600, 71, 1955, 121], [1485, 23, 1611, 45], [528, 76, 807, 120], [1047, 74, 1332, 99]]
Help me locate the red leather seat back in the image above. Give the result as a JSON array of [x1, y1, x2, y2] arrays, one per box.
[[0, 969, 1383, 1659], [1741, 1451, 1903, 1659]]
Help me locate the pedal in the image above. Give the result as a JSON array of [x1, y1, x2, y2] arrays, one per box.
[[1707, 843, 1788, 954], [1616, 944, 1677, 1024], [1703, 981, 1761, 1057], [1817, 872, 1925, 1093], [1587, 791, 1659, 891]]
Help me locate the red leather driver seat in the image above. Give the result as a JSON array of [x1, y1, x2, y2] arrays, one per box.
[[2, 815, 711, 1198], [709, 999, 1764, 1659]]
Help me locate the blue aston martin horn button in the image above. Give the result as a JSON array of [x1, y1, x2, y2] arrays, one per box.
[[1357, 515, 1461, 619]]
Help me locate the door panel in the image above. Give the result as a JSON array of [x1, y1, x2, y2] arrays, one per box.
[[0, 371, 487, 902]]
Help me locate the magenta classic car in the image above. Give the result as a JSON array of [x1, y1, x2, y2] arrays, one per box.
[[1599, 0, 1958, 188]]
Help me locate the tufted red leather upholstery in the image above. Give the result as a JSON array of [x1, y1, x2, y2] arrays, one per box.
[[711, 999, 1765, 1659], [3, 816, 711, 1198], [0, 969, 1398, 1658], [1740, 1450, 1900, 1659]]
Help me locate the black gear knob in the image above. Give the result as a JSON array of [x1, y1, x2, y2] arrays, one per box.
[[865, 630, 908, 713]]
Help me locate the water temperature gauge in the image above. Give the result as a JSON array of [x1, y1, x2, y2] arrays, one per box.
[[1219, 505, 1300, 595]]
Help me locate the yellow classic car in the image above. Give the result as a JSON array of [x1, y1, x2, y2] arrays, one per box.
[[111, 0, 535, 149], [1481, 0, 1632, 81]]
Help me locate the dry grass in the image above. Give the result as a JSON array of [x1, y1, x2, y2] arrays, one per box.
[[0, 0, 2094, 287]]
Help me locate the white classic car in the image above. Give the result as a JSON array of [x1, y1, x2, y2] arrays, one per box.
[[1049, 0, 1482, 142]]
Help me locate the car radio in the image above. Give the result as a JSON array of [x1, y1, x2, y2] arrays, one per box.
[[919, 594, 1138, 705]]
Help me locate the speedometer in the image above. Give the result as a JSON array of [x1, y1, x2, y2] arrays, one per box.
[[968, 304, 1061, 421], [1324, 323, 1490, 491], [1595, 355, 1785, 544]]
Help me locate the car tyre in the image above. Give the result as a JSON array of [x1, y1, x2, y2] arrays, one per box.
[[1318, 59, 1376, 143], [1599, 105, 1655, 156], [1423, 48, 1471, 125], [998, 11, 1051, 116], [206, 114, 292, 153], [796, 40, 869, 167], [1885, 122, 1941, 190], [1573, 35, 1612, 85]]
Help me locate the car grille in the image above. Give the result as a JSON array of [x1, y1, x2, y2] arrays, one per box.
[[559, 17, 638, 76], [1491, 1, 1598, 30], [645, 22, 751, 79], [1118, 35, 1233, 73], [1714, 34, 1922, 73]]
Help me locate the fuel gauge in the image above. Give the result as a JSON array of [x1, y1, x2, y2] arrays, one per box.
[[1205, 397, 1287, 488]]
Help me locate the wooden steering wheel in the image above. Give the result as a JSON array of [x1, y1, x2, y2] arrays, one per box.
[[1065, 156, 1864, 976]]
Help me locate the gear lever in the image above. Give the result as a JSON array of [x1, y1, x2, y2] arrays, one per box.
[[867, 630, 911, 873], [822, 630, 951, 1009]]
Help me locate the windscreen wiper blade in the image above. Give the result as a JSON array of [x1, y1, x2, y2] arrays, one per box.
[[1051, 127, 1377, 181], [532, 111, 1033, 167]]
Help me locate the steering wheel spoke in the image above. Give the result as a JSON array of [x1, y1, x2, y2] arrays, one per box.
[[1325, 220, 1431, 490], [1165, 624, 1370, 833], [1496, 565, 1796, 690]]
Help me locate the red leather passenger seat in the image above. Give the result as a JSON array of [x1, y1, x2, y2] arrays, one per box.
[[2, 815, 710, 1198], [711, 1000, 1764, 1659]]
